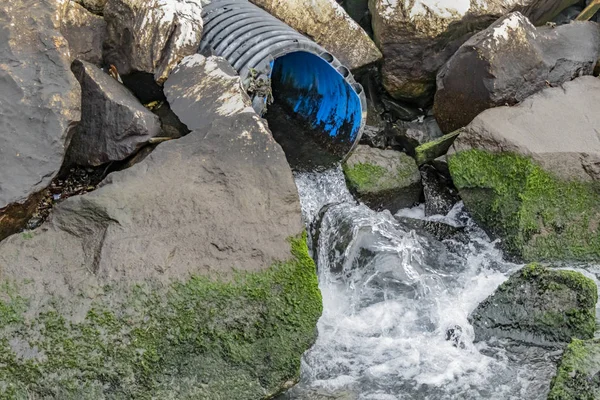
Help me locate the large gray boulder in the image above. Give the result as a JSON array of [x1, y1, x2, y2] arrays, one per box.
[[67, 60, 161, 166], [59, 1, 106, 66], [434, 12, 600, 133], [369, 0, 580, 105], [448, 76, 600, 261], [0, 0, 81, 242], [470, 264, 597, 346], [103, 0, 203, 83], [249, 0, 382, 70], [0, 55, 319, 398]]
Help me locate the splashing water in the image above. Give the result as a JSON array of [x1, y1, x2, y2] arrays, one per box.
[[279, 166, 600, 400]]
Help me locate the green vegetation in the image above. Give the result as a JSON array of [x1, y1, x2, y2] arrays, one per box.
[[343, 154, 418, 195], [20, 232, 34, 240], [472, 263, 597, 345], [414, 131, 460, 165], [521, 264, 598, 341], [449, 149, 600, 261], [548, 339, 600, 400], [0, 234, 322, 399], [343, 162, 387, 193]]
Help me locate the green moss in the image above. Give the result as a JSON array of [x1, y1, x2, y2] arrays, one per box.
[[20, 232, 33, 240], [519, 264, 597, 341], [343, 153, 419, 196], [414, 131, 460, 165], [548, 338, 600, 400], [0, 234, 322, 399], [343, 162, 387, 193], [448, 149, 600, 262]]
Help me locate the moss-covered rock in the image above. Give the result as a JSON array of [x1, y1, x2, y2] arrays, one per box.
[[343, 145, 421, 213], [548, 338, 600, 400], [449, 149, 600, 262], [469, 263, 598, 347], [414, 131, 460, 165], [0, 234, 321, 399]]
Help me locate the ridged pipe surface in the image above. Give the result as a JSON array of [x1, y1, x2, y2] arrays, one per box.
[[200, 0, 367, 168]]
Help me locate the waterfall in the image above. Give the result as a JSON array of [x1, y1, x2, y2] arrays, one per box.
[[277, 166, 589, 400]]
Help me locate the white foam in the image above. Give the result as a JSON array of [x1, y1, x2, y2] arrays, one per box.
[[291, 167, 560, 399]]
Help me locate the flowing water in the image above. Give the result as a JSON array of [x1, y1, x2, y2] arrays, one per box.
[[279, 166, 600, 400]]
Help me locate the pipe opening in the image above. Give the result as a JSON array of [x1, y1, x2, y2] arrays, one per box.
[[264, 51, 362, 171]]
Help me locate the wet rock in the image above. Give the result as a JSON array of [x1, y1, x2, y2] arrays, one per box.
[[469, 264, 598, 347], [343, 145, 421, 213], [445, 325, 466, 349], [0, 0, 81, 242], [59, 1, 106, 65], [414, 131, 460, 165], [381, 98, 422, 121], [66, 60, 161, 166], [103, 0, 203, 84], [369, 0, 581, 105], [420, 165, 459, 217], [0, 55, 317, 398], [74, 0, 108, 14], [249, 0, 381, 70], [434, 12, 600, 133], [359, 125, 388, 149], [391, 116, 443, 155], [395, 217, 467, 243], [548, 338, 600, 400], [448, 76, 600, 262]]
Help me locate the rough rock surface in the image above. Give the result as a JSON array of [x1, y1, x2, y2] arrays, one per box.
[[420, 165, 459, 217], [75, 0, 108, 14], [0, 0, 81, 242], [249, 0, 381, 70], [434, 12, 600, 133], [415, 131, 460, 165], [548, 338, 600, 400], [343, 145, 421, 213], [67, 60, 161, 166], [103, 0, 203, 83], [470, 264, 598, 347], [448, 77, 600, 261], [369, 0, 581, 104], [391, 116, 444, 155], [0, 55, 319, 398], [59, 1, 106, 65], [450, 76, 600, 182]]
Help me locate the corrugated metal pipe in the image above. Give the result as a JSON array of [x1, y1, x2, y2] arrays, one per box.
[[200, 0, 367, 169]]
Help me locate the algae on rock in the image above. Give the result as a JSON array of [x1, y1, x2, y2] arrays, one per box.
[[449, 149, 600, 262], [548, 338, 600, 400], [469, 263, 598, 347], [0, 235, 322, 399], [343, 145, 421, 213]]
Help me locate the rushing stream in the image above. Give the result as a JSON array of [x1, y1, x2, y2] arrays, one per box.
[[278, 166, 600, 400]]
